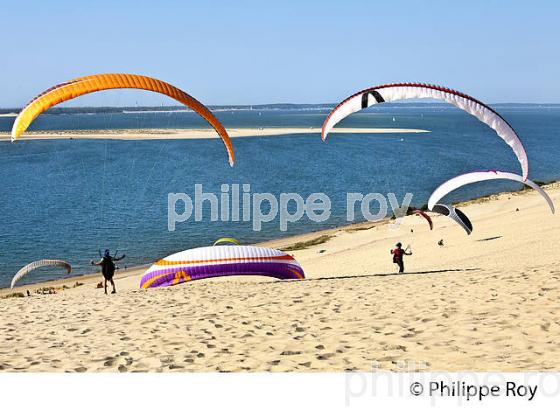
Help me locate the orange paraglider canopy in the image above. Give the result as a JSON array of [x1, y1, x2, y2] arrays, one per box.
[[11, 73, 235, 166]]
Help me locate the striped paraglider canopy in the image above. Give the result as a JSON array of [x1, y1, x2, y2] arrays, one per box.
[[140, 245, 304, 289]]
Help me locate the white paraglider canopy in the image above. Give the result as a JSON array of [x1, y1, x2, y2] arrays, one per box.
[[428, 170, 554, 213], [322, 83, 529, 180], [11, 259, 72, 289]]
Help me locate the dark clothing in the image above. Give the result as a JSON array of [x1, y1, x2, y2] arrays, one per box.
[[100, 257, 116, 280], [93, 255, 124, 280], [92, 253, 124, 294]]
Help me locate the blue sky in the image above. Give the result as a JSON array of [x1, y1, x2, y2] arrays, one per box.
[[1, 0, 559, 106]]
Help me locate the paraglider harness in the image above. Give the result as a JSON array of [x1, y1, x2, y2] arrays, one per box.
[[95, 249, 123, 279]]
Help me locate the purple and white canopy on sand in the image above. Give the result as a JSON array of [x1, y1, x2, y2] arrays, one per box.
[[140, 245, 304, 289]]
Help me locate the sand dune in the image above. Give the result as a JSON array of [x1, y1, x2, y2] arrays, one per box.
[[1, 183, 559, 372]]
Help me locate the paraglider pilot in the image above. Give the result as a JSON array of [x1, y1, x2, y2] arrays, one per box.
[[91, 249, 125, 294], [390, 242, 411, 273]]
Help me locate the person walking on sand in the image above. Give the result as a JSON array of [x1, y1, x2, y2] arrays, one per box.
[[91, 249, 125, 294], [390, 242, 411, 273]]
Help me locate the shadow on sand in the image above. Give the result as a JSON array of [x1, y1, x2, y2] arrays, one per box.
[[476, 236, 502, 242], [296, 268, 482, 283], [373, 268, 481, 277]]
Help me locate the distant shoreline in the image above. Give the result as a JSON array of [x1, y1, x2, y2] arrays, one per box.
[[2, 102, 560, 114], [0, 127, 430, 141]]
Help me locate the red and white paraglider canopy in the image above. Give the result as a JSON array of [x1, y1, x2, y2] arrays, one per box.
[[322, 83, 529, 180]]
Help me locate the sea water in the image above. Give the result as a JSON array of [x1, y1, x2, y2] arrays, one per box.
[[0, 104, 559, 286]]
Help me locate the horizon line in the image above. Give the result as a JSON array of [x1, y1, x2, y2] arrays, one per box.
[[2, 101, 560, 111]]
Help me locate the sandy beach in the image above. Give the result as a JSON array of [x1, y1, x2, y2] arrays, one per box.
[[0, 127, 429, 142], [1, 183, 558, 372]]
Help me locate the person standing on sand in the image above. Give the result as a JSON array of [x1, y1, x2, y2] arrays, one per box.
[[390, 242, 411, 273], [91, 249, 125, 294]]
